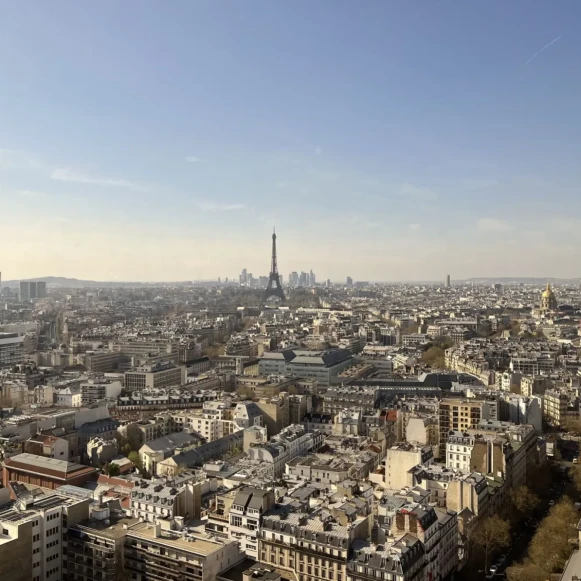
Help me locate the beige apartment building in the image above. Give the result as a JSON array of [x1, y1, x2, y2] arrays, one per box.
[[438, 398, 489, 450]]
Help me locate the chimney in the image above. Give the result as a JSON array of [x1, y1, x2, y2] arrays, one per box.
[[154, 523, 161, 538]]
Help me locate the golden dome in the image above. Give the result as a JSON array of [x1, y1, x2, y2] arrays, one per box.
[[542, 283, 555, 298]]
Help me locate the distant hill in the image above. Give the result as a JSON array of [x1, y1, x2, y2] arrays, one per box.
[[462, 277, 581, 285], [3, 276, 149, 289]]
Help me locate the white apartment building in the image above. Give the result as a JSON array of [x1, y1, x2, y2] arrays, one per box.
[[445, 431, 475, 472], [247, 424, 324, 477], [55, 387, 82, 407], [228, 486, 274, 560], [80, 379, 123, 405], [0, 492, 90, 581]]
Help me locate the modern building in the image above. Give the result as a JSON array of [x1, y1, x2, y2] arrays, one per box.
[[0, 491, 90, 581], [0, 332, 25, 368], [124, 362, 186, 391], [543, 389, 569, 427], [259, 349, 354, 386], [438, 398, 489, 451], [80, 379, 123, 405], [124, 520, 244, 581]]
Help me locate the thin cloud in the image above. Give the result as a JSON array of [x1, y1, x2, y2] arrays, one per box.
[[477, 218, 512, 232], [525, 36, 562, 65], [409, 224, 421, 231], [399, 182, 438, 201], [315, 147, 322, 155], [17, 189, 47, 198], [50, 168, 152, 192], [196, 202, 245, 211], [185, 156, 202, 163], [0, 149, 47, 171]]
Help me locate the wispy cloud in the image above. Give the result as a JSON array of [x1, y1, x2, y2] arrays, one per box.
[[399, 182, 438, 201], [477, 218, 512, 232], [185, 156, 202, 163], [409, 223, 421, 231], [0, 149, 47, 171], [17, 189, 47, 198], [196, 202, 245, 212], [525, 36, 562, 65], [50, 168, 152, 192], [315, 147, 322, 155]]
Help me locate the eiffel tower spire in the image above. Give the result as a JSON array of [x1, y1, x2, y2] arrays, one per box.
[[264, 228, 285, 302]]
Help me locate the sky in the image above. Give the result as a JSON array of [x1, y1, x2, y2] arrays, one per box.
[[1, 1, 581, 282]]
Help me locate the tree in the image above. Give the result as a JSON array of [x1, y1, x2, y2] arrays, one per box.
[[510, 486, 540, 519], [127, 451, 143, 473], [563, 417, 581, 437], [472, 515, 511, 573], [422, 346, 446, 368], [528, 496, 579, 573], [107, 463, 121, 477], [506, 560, 547, 581]]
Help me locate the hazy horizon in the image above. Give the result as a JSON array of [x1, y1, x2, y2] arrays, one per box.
[[2, 1, 581, 281]]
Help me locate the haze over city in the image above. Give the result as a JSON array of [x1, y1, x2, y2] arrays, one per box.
[[2, 1, 581, 281]]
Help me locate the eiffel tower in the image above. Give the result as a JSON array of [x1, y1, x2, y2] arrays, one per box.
[[264, 229, 286, 302]]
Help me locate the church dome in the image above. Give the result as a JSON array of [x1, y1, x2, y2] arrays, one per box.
[[542, 283, 555, 299]]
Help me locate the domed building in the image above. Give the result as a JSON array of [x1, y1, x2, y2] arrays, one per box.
[[540, 282, 558, 313]]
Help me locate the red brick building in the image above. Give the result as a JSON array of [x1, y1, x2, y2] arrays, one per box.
[[2, 453, 98, 491]]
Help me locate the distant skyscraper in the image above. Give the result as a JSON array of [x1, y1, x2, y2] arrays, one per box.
[[309, 270, 316, 286], [346, 276, 353, 287], [37, 281, 47, 299], [326, 279, 331, 287], [445, 274, 451, 288]]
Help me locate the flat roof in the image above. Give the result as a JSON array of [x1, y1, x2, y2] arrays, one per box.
[[5, 453, 97, 477], [127, 522, 228, 555]]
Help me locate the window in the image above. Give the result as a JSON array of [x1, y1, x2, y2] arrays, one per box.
[[231, 516, 243, 527], [1, 528, 7, 535]]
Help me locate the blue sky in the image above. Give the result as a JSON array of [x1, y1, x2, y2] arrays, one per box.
[[1, 1, 580, 281]]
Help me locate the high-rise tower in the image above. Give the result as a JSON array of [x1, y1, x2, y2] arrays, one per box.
[[264, 229, 286, 302]]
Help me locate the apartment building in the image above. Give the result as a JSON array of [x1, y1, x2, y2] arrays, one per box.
[[80, 379, 123, 405], [0, 492, 90, 581], [229, 486, 275, 559], [129, 479, 200, 523], [124, 521, 244, 581], [247, 424, 324, 477], [67, 513, 128, 581], [438, 398, 489, 450], [543, 389, 569, 426], [259, 508, 370, 581], [446, 432, 475, 472], [385, 443, 434, 490], [400, 505, 458, 581], [124, 362, 186, 391], [347, 536, 425, 581], [112, 338, 179, 360], [256, 393, 290, 437]]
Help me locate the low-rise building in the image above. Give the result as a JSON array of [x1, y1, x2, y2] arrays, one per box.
[[2, 453, 99, 490]]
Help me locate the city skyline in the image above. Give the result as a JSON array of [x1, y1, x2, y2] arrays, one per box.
[[2, 2, 581, 280]]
